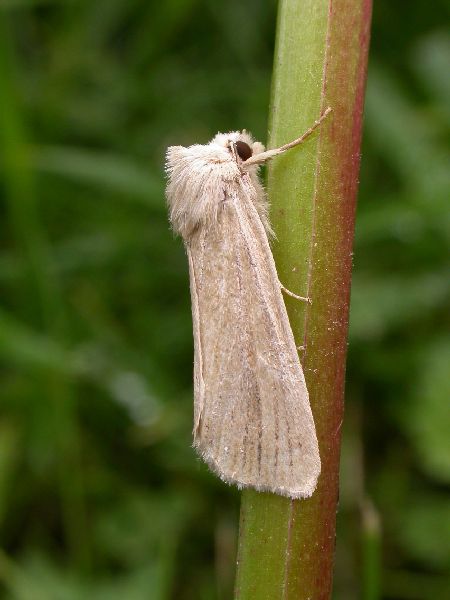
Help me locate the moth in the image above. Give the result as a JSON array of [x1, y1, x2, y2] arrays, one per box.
[[165, 109, 330, 499]]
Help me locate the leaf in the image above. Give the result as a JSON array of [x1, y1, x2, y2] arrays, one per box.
[[30, 145, 164, 208]]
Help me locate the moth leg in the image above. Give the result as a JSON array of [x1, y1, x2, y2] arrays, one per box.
[[280, 283, 312, 304]]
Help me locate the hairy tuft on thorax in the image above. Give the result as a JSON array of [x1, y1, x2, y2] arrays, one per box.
[[165, 131, 268, 241]]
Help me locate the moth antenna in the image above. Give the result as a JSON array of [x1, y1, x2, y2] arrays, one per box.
[[280, 282, 312, 304], [243, 107, 332, 166]]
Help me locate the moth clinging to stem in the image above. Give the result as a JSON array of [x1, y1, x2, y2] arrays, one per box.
[[165, 108, 331, 499]]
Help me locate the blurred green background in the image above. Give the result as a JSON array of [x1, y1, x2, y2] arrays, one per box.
[[0, 1, 449, 599]]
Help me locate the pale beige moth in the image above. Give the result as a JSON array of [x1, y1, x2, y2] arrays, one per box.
[[165, 110, 330, 499]]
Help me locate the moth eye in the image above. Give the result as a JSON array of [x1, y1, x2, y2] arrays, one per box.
[[235, 141, 253, 161]]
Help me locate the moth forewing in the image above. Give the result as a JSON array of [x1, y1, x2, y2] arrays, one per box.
[[165, 116, 329, 499]]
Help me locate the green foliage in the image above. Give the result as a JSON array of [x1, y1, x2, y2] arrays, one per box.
[[0, 1, 448, 598]]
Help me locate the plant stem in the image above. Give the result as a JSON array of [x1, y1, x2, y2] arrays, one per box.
[[235, 1, 372, 598]]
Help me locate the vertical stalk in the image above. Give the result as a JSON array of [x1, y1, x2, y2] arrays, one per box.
[[235, 1, 372, 598], [361, 498, 382, 600]]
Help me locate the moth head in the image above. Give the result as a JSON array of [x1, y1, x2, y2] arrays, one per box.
[[165, 131, 266, 240], [211, 131, 265, 167]]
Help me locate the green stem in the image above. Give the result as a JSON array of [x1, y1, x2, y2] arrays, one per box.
[[235, 1, 372, 598], [361, 498, 382, 600]]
